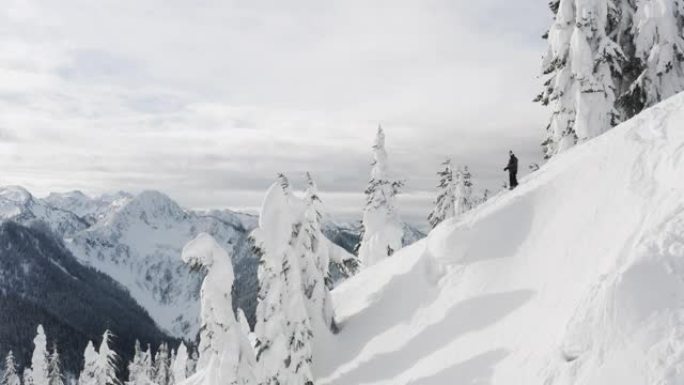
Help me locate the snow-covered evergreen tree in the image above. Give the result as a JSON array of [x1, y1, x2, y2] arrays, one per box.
[[480, 189, 491, 205], [538, 0, 684, 158], [171, 343, 188, 385], [95, 331, 118, 385], [186, 351, 197, 379], [30, 325, 50, 385], [251, 179, 314, 385], [428, 159, 457, 229], [357, 126, 403, 266], [456, 166, 473, 215], [126, 341, 146, 385], [23, 369, 33, 385], [2, 351, 21, 385], [621, 0, 684, 116], [48, 346, 64, 385], [142, 345, 154, 383], [169, 350, 176, 385], [537, 0, 624, 157], [181, 232, 258, 385], [298, 173, 336, 332], [153, 344, 171, 385], [78, 342, 97, 385]]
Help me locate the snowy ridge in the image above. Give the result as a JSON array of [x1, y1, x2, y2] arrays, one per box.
[[0, 186, 89, 236], [317, 94, 684, 384], [43, 190, 133, 225]]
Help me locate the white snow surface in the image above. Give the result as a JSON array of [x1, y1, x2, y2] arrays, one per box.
[[317, 94, 684, 385]]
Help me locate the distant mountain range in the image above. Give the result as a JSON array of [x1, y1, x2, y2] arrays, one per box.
[[0, 186, 425, 349]]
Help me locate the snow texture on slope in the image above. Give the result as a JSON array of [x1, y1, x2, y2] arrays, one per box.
[[317, 93, 684, 385]]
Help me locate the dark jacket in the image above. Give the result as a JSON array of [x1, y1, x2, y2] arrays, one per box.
[[504, 154, 518, 173]]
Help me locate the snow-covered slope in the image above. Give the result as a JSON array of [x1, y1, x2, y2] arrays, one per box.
[[317, 94, 684, 385], [0, 186, 89, 236]]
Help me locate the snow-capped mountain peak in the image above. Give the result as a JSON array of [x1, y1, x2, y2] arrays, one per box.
[[98, 190, 188, 229], [44, 190, 133, 226], [0, 186, 89, 236], [0, 185, 33, 205]]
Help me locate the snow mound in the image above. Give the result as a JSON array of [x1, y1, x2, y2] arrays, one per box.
[[318, 94, 684, 385]]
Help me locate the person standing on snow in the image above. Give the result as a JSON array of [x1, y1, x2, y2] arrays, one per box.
[[504, 150, 518, 189]]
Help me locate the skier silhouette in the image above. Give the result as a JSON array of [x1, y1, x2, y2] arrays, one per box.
[[504, 150, 518, 189]]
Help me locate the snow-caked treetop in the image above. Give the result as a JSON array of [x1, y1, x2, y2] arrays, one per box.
[[537, 0, 684, 158], [357, 126, 404, 266], [180, 233, 258, 385]]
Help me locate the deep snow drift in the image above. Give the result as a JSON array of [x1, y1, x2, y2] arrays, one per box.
[[317, 94, 684, 384]]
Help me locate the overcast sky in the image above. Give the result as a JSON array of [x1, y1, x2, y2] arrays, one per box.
[[0, 0, 551, 225]]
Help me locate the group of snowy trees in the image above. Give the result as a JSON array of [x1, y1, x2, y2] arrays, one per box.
[[359, 127, 489, 248], [127, 341, 195, 385], [427, 160, 480, 229], [174, 172, 339, 384], [250, 172, 337, 384], [537, 0, 684, 157], [1, 326, 64, 385], [1, 326, 196, 385]]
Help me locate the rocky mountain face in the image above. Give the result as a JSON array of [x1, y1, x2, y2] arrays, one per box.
[[0, 186, 424, 341], [0, 221, 170, 374], [62, 190, 256, 338]]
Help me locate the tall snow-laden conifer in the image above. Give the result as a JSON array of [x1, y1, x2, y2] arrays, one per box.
[[23, 370, 33, 385], [96, 331, 118, 385], [357, 126, 403, 266], [252, 178, 314, 385], [78, 342, 97, 385], [153, 344, 171, 385], [171, 343, 188, 384], [48, 346, 64, 385], [181, 233, 258, 385], [298, 173, 335, 332], [428, 159, 457, 229], [456, 166, 473, 215], [126, 341, 148, 385], [539, 0, 684, 158], [2, 351, 21, 385], [622, 0, 684, 116], [537, 0, 624, 157], [480, 189, 491, 205], [30, 325, 50, 385], [186, 350, 197, 379], [142, 345, 154, 383]]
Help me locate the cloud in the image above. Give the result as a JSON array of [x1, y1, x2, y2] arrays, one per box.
[[0, 0, 551, 225]]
